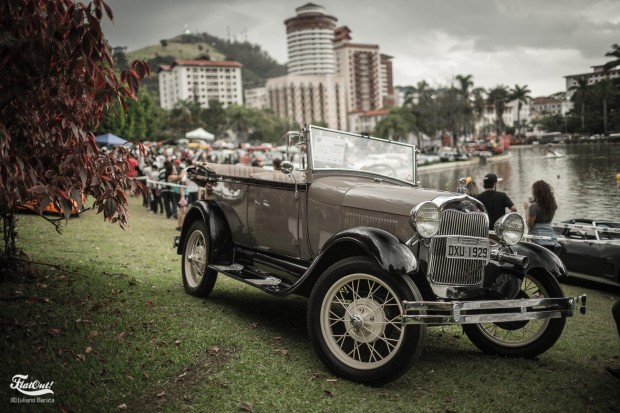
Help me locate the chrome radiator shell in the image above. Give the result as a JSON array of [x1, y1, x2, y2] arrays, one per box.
[[427, 209, 489, 286]]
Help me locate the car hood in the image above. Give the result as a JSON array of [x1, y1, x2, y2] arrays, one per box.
[[310, 175, 449, 216]]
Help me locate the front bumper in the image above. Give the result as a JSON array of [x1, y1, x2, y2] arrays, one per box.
[[401, 294, 586, 325]]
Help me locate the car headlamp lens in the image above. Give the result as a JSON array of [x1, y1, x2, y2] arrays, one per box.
[[494, 213, 525, 245], [411, 202, 441, 238]]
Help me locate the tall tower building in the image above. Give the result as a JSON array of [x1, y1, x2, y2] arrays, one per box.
[[284, 3, 338, 75]]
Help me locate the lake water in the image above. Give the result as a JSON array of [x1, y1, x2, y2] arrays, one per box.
[[418, 144, 620, 222]]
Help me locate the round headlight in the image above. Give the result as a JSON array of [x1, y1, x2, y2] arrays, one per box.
[[494, 213, 525, 245], [411, 202, 441, 238]]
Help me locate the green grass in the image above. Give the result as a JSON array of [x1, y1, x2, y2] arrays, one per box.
[[1, 197, 619, 412]]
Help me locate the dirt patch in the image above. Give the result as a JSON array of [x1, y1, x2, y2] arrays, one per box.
[[120, 347, 236, 412]]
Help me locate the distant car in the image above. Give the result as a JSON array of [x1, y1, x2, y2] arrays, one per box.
[[553, 219, 620, 285]]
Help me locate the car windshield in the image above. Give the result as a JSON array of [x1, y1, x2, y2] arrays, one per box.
[[308, 125, 416, 182], [597, 222, 620, 240]]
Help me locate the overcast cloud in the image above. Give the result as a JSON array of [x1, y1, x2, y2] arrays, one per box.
[[101, 0, 620, 96]]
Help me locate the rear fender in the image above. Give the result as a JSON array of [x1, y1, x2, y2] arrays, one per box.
[[511, 242, 567, 278], [176, 201, 233, 262]]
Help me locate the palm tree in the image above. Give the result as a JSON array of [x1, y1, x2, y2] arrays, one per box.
[[471, 87, 487, 125], [595, 80, 614, 134], [374, 107, 417, 142], [227, 104, 254, 142], [569, 76, 590, 131], [455, 74, 474, 100], [487, 85, 510, 134], [510, 84, 532, 137], [603, 43, 620, 73]]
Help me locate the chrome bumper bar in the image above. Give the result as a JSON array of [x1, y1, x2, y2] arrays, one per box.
[[402, 294, 586, 325]]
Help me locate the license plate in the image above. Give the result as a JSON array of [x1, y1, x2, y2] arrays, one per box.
[[445, 237, 490, 261]]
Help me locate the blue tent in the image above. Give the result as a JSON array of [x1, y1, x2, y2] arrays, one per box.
[[95, 133, 127, 146]]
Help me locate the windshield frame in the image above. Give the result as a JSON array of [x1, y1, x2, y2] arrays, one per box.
[[306, 125, 417, 184]]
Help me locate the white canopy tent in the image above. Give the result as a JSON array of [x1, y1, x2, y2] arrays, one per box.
[[185, 127, 214, 141]]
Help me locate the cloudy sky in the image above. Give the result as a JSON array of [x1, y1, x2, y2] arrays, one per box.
[[101, 0, 620, 97]]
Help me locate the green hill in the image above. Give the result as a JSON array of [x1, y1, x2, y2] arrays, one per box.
[[124, 32, 287, 100]]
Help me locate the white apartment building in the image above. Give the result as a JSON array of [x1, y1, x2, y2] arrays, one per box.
[[244, 87, 269, 110], [565, 64, 620, 97], [348, 109, 389, 134], [158, 59, 243, 110], [266, 74, 347, 130], [530, 96, 572, 119]]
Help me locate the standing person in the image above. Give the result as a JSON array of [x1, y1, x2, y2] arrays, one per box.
[[150, 164, 164, 214], [523, 180, 561, 254], [159, 161, 176, 219], [476, 173, 517, 229], [141, 160, 153, 208]]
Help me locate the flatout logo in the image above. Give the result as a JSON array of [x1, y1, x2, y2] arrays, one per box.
[[10, 374, 54, 396]]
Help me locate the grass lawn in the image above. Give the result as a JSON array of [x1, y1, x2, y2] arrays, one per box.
[[1, 196, 619, 412]]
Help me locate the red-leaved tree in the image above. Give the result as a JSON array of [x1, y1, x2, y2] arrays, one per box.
[[0, 0, 149, 269]]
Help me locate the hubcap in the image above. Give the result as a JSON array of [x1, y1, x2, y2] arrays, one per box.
[[344, 298, 386, 343]]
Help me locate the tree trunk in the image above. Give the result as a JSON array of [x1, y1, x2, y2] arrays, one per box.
[[1, 213, 18, 279], [603, 99, 608, 135]]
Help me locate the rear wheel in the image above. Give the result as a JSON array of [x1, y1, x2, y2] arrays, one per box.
[[181, 220, 218, 297], [463, 270, 566, 357], [307, 257, 426, 385]]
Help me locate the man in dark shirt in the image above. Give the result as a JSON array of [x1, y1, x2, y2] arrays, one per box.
[[476, 173, 517, 229]]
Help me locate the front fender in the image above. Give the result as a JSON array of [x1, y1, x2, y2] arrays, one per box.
[[320, 226, 418, 274], [511, 242, 567, 278], [176, 200, 233, 263]]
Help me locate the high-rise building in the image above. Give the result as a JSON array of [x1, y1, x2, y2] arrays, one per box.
[[285, 3, 338, 75], [266, 3, 394, 131], [158, 59, 243, 110]]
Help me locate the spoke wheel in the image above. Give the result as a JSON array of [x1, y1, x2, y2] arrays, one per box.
[[463, 270, 566, 357], [181, 220, 217, 297], [308, 257, 425, 385]]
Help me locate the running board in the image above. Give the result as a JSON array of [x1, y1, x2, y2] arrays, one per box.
[[208, 264, 293, 294]]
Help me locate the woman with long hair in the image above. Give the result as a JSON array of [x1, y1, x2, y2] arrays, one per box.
[[523, 180, 561, 254]]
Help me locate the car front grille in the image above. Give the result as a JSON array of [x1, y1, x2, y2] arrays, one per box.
[[428, 209, 488, 286]]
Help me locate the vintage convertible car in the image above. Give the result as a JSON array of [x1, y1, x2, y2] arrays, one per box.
[[552, 219, 620, 285], [174, 125, 585, 385]]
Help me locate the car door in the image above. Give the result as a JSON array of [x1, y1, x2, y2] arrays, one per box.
[[247, 175, 308, 258], [593, 222, 620, 280], [560, 222, 600, 275]]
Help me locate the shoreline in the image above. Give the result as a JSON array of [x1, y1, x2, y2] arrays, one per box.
[[417, 152, 513, 174]]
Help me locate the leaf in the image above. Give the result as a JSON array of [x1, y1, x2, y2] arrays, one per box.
[[239, 402, 253, 412], [85, 346, 92, 353], [208, 346, 220, 355], [156, 390, 166, 398], [117, 403, 127, 410], [49, 328, 64, 336], [30, 185, 47, 194], [103, 2, 113, 20], [116, 331, 125, 341]]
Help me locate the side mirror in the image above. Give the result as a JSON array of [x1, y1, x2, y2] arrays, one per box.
[[280, 160, 294, 175]]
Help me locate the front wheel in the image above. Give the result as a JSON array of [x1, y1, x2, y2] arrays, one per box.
[[307, 257, 426, 385], [181, 220, 218, 297], [463, 270, 566, 358]]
